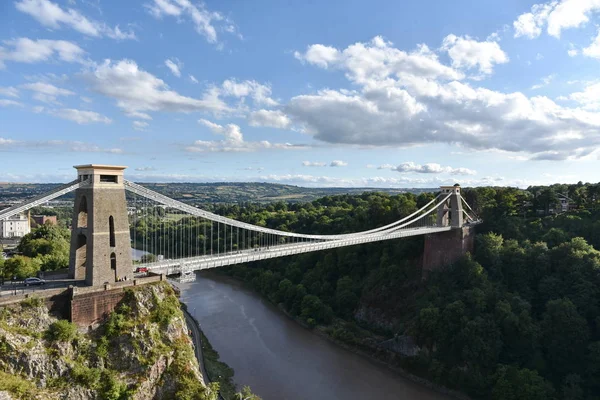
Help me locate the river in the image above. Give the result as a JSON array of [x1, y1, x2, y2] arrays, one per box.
[[178, 271, 451, 400]]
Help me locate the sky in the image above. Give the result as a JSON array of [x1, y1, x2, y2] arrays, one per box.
[[1, 0, 600, 188]]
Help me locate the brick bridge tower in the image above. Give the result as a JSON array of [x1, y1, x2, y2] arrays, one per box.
[[68, 165, 132, 286], [422, 185, 475, 273]]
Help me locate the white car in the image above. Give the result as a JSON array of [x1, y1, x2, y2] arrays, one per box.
[[24, 277, 46, 286]]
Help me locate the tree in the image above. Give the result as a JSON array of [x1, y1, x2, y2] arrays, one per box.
[[235, 386, 262, 400], [492, 365, 555, 400], [541, 298, 590, 380], [3, 256, 42, 279]]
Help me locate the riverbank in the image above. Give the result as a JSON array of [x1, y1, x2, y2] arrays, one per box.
[[221, 271, 470, 400], [182, 304, 237, 400]]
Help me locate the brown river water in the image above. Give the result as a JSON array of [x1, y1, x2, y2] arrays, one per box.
[[177, 271, 451, 400]]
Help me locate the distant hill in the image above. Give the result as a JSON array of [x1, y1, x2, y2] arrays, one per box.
[[0, 181, 437, 205]]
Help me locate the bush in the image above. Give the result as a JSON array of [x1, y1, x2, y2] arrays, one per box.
[[46, 320, 77, 342], [151, 293, 181, 328], [21, 295, 43, 308]]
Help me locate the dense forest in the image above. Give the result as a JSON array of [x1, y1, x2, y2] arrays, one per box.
[[217, 182, 600, 400]]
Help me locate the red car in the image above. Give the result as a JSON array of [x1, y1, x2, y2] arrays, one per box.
[[135, 267, 148, 273]]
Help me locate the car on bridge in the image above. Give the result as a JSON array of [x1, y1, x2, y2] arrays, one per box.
[[24, 277, 46, 286], [135, 267, 149, 273]]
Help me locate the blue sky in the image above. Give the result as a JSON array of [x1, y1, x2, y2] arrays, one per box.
[[1, 0, 600, 187]]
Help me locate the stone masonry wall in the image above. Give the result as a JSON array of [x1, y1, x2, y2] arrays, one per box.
[[422, 226, 475, 274], [70, 287, 127, 327]]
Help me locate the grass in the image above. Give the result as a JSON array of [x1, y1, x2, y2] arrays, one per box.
[[0, 370, 39, 399]]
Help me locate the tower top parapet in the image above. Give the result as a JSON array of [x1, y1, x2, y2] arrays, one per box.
[[440, 185, 461, 194], [73, 164, 128, 187]]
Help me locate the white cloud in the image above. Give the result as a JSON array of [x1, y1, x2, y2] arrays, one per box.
[[0, 87, 19, 98], [248, 109, 291, 129], [0, 137, 122, 153], [531, 74, 556, 90], [379, 162, 476, 175], [0, 38, 85, 68], [49, 108, 112, 124], [15, 0, 135, 40], [441, 34, 509, 76], [583, 29, 600, 58], [513, 0, 600, 39], [189, 75, 199, 84], [287, 36, 600, 160], [513, 2, 556, 38], [220, 79, 278, 107], [330, 160, 348, 167], [22, 82, 74, 103], [568, 82, 600, 109], [302, 161, 327, 167], [568, 48, 579, 57], [165, 58, 182, 77], [294, 36, 463, 84], [84, 59, 230, 118], [188, 119, 308, 152], [135, 166, 156, 171], [0, 99, 24, 107], [146, 0, 238, 45], [133, 121, 149, 131]]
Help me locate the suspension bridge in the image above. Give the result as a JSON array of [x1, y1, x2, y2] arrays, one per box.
[[0, 165, 481, 287]]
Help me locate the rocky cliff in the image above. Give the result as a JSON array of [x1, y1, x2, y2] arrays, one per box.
[[0, 282, 218, 400]]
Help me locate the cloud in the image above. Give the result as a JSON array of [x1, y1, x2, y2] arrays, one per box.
[[146, 0, 238, 45], [44, 108, 112, 124], [0, 137, 121, 153], [248, 109, 291, 129], [379, 162, 477, 175], [187, 119, 308, 152], [133, 121, 149, 131], [0, 99, 24, 107], [568, 82, 600, 109], [294, 36, 463, 84], [220, 79, 278, 107], [0, 87, 19, 98], [330, 160, 348, 167], [531, 74, 556, 90], [189, 75, 199, 84], [513, 2, 556, 38], [302, 161, 327, 167], [0, 38, 85, 68], [135, 166, 156, 171], [15, 0, 135, 40], [441, 34, 509, 76], [513, 0, 600, 39], [583, 29, 600, 59], [22, 82, 75, 103], [165, 58, 182, 77], [84, 59, 230, 118], [287, 36, 600, 160]]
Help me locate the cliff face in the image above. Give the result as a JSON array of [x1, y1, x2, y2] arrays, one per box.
[[0, 282, 218, 400]]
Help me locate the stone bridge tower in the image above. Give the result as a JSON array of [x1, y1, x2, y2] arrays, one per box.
[[422, 185, 475, 274], [68, 165, 132, 286]]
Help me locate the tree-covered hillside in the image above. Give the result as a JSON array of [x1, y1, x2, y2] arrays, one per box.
[[218, 183, 600, 400]]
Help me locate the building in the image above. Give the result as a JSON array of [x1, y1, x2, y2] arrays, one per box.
[[31, 215, 57, 226], [0, 213, 31, 238]]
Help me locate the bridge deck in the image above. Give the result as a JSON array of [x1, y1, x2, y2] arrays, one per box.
[[143, 225, 459, 275]]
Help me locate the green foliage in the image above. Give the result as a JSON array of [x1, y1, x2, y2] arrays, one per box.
[[20, 295, 43, 308], [492, 365, 555, 400], [3, 256, 42, 279], [0, 370, 39, 398], [150, 292, 181, 328], [17, 223, 70, 272], [46, 320, 78, 342], [235, 386, 262, 400]]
